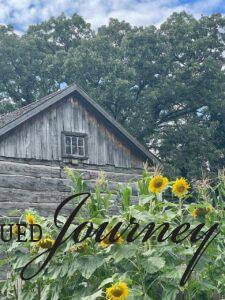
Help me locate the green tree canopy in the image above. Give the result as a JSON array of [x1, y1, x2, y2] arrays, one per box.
[[1, 12, 225, 178]]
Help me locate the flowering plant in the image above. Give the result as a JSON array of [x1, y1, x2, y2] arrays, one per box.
[[1, 168, 225, 300]]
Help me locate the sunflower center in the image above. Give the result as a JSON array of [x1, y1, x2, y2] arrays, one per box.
[[112, 287, 123, 297], [153, 179, 163, 188], [176, 185, 185, 193]]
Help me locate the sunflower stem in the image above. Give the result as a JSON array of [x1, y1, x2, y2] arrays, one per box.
[[179, 197, 183, 218]]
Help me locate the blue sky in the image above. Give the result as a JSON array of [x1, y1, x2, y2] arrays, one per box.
[[0, 0, 224, 34]]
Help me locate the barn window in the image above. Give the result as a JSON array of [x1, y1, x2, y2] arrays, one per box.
[[62, 132, 88, 159]]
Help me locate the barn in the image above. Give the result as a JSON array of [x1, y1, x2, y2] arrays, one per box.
[[0, 83, 159, 217]]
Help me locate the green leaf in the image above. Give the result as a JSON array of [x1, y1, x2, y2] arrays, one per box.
[[113, 244, 137, 263], [141, 257, 165, 274], [81, 289, 103, 300], [162, 285, 180, 300], [99, 277, 114, 289], [69, 255, 105, 279]]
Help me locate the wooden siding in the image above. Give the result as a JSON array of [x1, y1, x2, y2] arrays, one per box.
[[0, 97, 143, 168]]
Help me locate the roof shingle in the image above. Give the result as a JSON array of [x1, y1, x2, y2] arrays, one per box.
[[0, 89, 63, 129]]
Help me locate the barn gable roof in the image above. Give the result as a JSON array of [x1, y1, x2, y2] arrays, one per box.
[[0, 83, 160, 164]]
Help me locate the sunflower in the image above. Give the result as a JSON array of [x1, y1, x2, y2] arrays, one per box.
[[12, 224, 19, 236], [100, 238, 111, 249], [100, 233, 124, 249], [69, 242, 88, 253], [38, 238, 55, 249], [172, 178, 190, 198], [149, 175, 169, 194], [191, 205, 213, 218], [191, 209, 198, 218], [25, 213, 36, 225], [106, 282, 129, 300], [206, 204, 213, 213]]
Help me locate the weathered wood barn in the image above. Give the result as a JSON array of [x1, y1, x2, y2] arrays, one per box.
[[0, 83, 159, 216]]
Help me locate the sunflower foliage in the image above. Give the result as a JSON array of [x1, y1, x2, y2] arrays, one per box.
[[1, 168, 225, 300]]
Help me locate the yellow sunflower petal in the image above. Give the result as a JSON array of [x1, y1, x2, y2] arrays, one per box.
[[106, 281, 129, 300], [38, 238, 55, 249], [12, 224, 19, 236], [100, 233, 124, 249], [25, 213, 36, 225], [206, 204, 213, 213], [191, 209, 198, 218], [172, 178, 190, 198], [149, 175, 169, 194]]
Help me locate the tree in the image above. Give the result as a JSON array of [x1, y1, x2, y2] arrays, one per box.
[[0, 13, 93, 113], [1, 12, 225, 178], [62, 19, 136, 123], [62, 13, 225, 178], [153, 12, 225, 177]]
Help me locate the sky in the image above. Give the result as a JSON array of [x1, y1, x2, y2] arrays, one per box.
[[0, 0, 224, 34]]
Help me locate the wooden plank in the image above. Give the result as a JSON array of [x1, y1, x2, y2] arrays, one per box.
[[0, 193, 138, 215], [0, 187, 138, 206], [0, 161, 61, 178], [51, 105, 58, 160], [0, 174, 72, 192], [0, 85, 76, 138], [0, 174, 138, 196], [61, 168, 141, 182], [0, 93, 153, 169], [0, 188, 69, 203]]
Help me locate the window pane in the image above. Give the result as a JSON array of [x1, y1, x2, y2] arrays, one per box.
[[66, 145, 71, 154], [66, 136, 71, 145], [78, 147, 84, 156], [78, 137, 84, 147], [72, 145, 78, 155], [72, 137, 77, 146]]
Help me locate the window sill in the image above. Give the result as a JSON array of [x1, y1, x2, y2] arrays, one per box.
[[62, 155, 88, 160]]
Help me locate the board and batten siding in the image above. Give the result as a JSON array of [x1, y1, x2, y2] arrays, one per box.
[[0, 97, 143, 168]]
